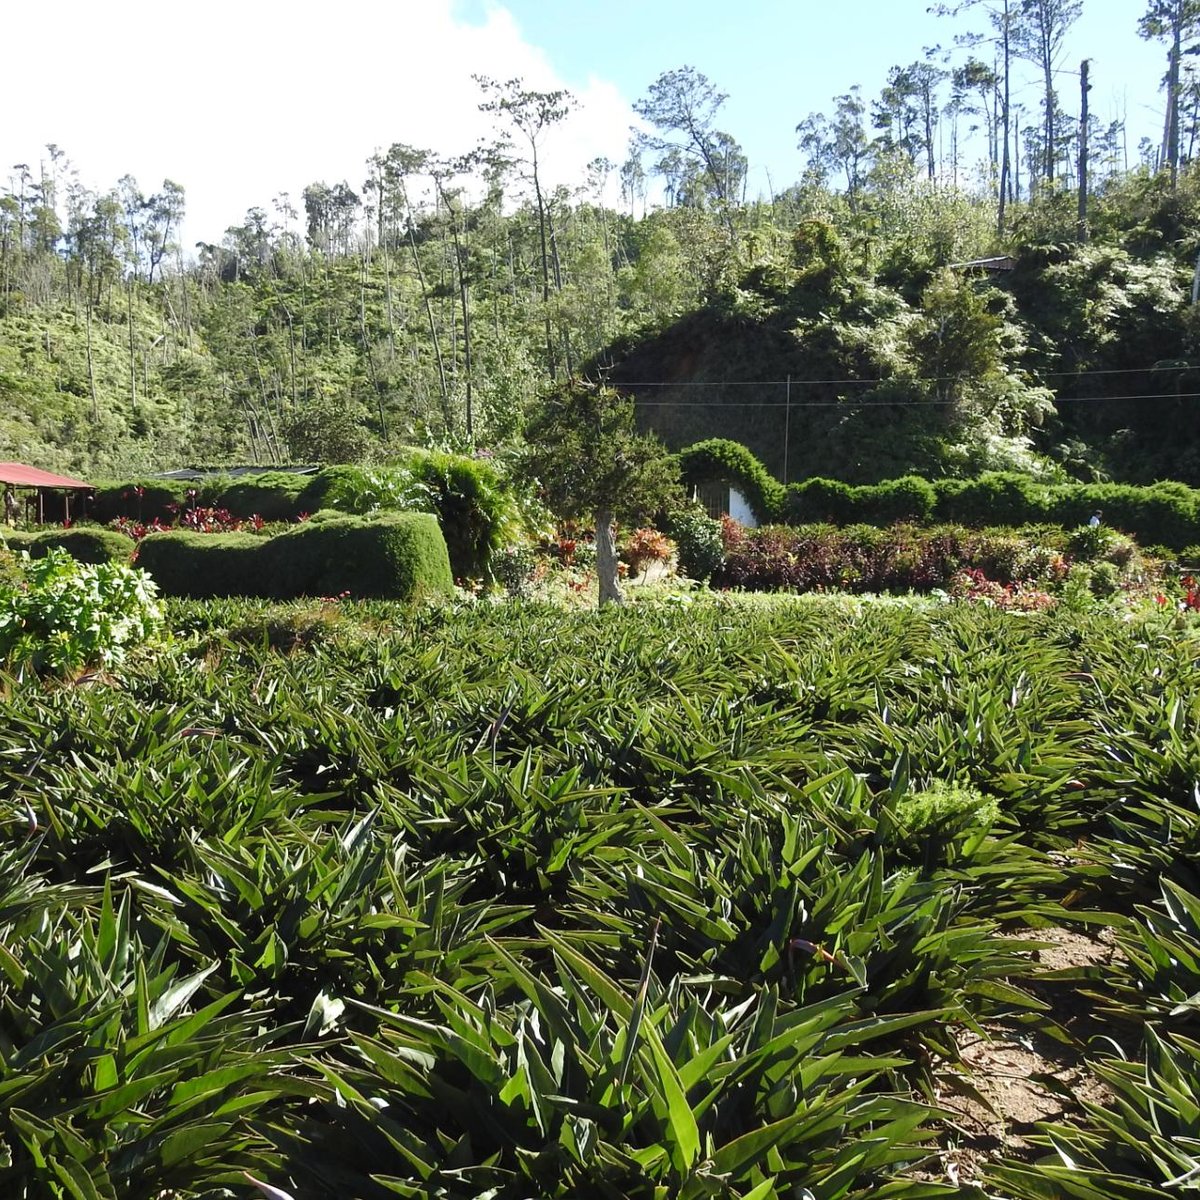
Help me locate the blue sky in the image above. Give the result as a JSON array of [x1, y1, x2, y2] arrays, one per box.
[[2, 0, 1170, 246], [461, 0, 1165, 199]]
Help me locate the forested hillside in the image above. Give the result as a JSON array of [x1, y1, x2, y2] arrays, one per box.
[[4, 0, 1200, 484]]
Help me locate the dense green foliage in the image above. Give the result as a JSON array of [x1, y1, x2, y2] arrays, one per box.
[[522, 383, 681, 525], [0, 598, 1198, 1195], [6, 101, 1200, 489], [0, 547, 162, 673], [136, 513, 453, 601], [678, 438, 1200, 548], [11, 526, 137, 564], [676, 438, 786, 523], [666, 504, 726, 582], [90, 454, 526, 580]]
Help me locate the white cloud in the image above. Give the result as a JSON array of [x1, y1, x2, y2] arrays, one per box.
[[3, 0, 637, 250]]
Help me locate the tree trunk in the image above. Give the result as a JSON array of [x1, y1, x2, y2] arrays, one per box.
[[85, 293, 97, 421], [1169, 16, 1183, 186], [595, 508, 624, 607], [532, 155, 558, 382], [998, 0, 1011, 232], [127, 278, 137, 413]]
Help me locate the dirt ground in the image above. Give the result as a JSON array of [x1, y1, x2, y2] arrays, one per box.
[[921, 926, 1124, 1188]]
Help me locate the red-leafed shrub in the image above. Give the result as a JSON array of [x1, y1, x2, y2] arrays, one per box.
[[713, 522, 1070, 595], [621, 527, 674, 575]]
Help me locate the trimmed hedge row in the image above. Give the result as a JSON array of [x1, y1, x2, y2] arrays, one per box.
[[94, 452, 520, 578], [0, 527, 136, 563], [676, 439, 786, 524], [136, 513, 454, 601], [677, 439, 1200, 550]]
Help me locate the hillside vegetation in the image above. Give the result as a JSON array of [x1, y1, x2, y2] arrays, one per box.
[[5, 10, 1200, 486]]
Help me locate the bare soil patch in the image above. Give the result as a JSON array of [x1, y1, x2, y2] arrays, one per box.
[[921, 926, 1121, 1187]]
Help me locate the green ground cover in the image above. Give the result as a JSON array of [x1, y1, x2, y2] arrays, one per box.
[[0, 596, 1198, 1198]]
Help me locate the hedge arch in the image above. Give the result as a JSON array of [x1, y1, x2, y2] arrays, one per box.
[[675, 439, 785, 524]]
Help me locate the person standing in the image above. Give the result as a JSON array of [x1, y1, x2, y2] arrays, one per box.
[[3, 485, 17, 527]]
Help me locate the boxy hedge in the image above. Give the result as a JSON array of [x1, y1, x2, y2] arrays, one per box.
[[96, 451, 520, 579], [137, 513, 453, 601], [676, 440, 1200, 550], [0, 527, 136, 564]]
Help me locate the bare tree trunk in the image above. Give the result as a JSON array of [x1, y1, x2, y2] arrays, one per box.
[[127, 278, 137, 413], [1078, 59, 1090, 242], [1169, 17, 1183, 186], [398, 179, 449, 412], [998, 0, 1011, 231], [532, 161, 557, 382], [85, 293, 97, 421], [359, 252, 388, 440], [595, 508, 624, 607]]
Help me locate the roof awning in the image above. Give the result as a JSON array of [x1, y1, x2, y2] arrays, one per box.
[[0, 462, 93, 489]]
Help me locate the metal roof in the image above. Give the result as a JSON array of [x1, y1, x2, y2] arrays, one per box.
[[947, 255, 1018, 272], [0, 462, 93, 489], [153, 465, 320, 480]]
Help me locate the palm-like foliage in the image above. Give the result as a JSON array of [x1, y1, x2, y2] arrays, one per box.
[[0, 596, 1197, 1196]]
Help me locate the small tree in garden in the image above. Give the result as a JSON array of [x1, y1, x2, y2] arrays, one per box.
[[522, 380, 680, 606]]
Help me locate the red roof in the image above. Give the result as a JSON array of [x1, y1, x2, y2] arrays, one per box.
[[0, 462, 93, 489]]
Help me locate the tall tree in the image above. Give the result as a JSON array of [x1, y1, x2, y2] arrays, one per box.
[[1012, 0, 1082, 183], [381, 144, 451, 423], [143, 181, 185, 285], [1140, 0, 1200, 186], [797, 88, 875, 207], [476, 75, 577, 381], [634, 67, 743, 223], [934, 0, 1017, 229]]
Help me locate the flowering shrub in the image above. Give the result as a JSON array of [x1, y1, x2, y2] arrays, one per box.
[[109, 516, 170, 541], [1177, 575, 1200, 612], [0, 548, 163, 674], [177, 506, 258, 534], [556, 536, 578, 567]]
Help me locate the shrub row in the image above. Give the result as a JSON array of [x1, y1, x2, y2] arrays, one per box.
[[91, 451, 521, 578], [1, 526, 136, 563], [136, 513, 453, 601], [714, 522, 1083, 594], [677, 439, 1200, 549]]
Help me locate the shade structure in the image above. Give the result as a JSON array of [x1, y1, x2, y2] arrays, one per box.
[[0, 462, 92, 489]]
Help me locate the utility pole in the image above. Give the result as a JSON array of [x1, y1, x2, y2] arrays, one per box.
[[1078, 59, 1091, 244], [783, 376, 791, 485]]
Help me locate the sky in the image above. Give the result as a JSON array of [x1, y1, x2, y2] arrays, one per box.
[[3, 0, 1168, 252]]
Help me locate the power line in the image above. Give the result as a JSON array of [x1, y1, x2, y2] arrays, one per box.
[[634, 391, 1200, 409], [616, 363, 1200, 388]]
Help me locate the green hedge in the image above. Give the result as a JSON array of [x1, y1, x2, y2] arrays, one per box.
[[135, 532, 265, 599], [99, 458, 520, 579], [297, 456, 521, 579], [218, 472, 312, 521], [92, 480, 189, 524], [1, 528, 135, 564], [676, 440, 1200, 550], [676, 439, 787, 523], [137, 514, 453, 601], [1, 530, 37, 553], [28, 528, 136, 564]]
